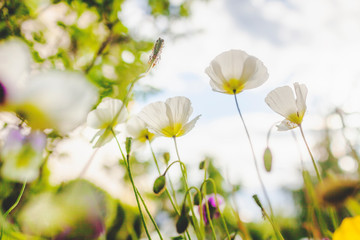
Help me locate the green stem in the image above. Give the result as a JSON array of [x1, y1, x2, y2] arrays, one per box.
[[111, 130, 153, 240], [1, 181, 27, 239], [233, 94, 275, 218], [299, 125, 322, 182], [202, 178, 231, 239], [173, 137, 203, 240], [148, 141, 181, 215]]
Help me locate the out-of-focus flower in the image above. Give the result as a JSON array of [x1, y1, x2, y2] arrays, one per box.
[[0, 128, 46, 182], [205, 49, 268, 95], [333, 216, 360, 240], [126, 115, 155, 148], [199, 194, 224, 225], [19, 180, 106, 239], [138, 96, 200, 138], [0, 39, 98, 133], [316, 177, 359, 207], [87, 97, 128, 147], [0, 39, 31, 106], [265, 82, 307, 131]]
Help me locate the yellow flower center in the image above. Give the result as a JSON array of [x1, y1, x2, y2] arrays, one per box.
[[138, 129, 155, 143], [287, 112, 304, 125], [161, 123, 184, 137], [15, 103, 53, 130], [223, 78, 245, 94]]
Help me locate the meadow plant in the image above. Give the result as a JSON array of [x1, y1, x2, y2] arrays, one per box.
[[1, 21, 360, 240]]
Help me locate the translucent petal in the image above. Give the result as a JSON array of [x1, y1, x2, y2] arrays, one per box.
[[265, 86, 297, 119], [213, 50, 247, 80], [276, 119, 298, 131], [165, 96, 193, 126], [294, 82, 308, 117], [243, 57, 269, 90], [182, 115, 201, 136], [138, 101, 169, 136]]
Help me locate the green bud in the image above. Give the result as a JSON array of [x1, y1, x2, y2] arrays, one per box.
[[263, 147, 272, 172], [199, 160, 206, 170], [193, 192, 201, 205], [163, 152, 170, 164], [176, 213, 189, 234], [125, 137, 132, 155], [153, 175, 166, 195]]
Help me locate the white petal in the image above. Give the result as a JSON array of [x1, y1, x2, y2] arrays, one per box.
[[182, 115, 201, 135], [277, 119, 298, 131], [294, 82, 308, 115], [212, 50, 247, 80], [126, 116, 146, 138], [22, 70, 98, 133], [87, 108, 113, 129], [243, 57, 269, 90], [165, 96, 192, 125], [138, 101, 169, 136], [205, 66, 227, 93], [265, 86, 297, 118], [0, 39, 31, 101]]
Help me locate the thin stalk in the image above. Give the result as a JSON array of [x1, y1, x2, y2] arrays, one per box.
[[78, 148, 100, 178], [203, 193, 217, 240], [1, 181, 27, 239], [233, 94, 275, 218], [173, 137, 203, 240], [203, 178, 231, 239], [299, 125, 322, 182], [111, 130, 153, 240], [148, 141, 180, 215]]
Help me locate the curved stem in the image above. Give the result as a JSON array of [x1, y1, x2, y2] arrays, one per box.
[[148, 141, 180, 215], [299, 124, 322, 182], [233, 94, 274, 217], [77, 148, 100, 178], [173, 137, 203, 240], [1, 181, 27, 239], [111, 131, 153, 239], [202, 178, 231, 239]]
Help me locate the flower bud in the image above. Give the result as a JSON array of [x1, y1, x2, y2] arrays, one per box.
[[153, 175, 166, 195], [193, 192, 200, 205], [263, 147, 272, 172], [125, 137, 132, 155], [163, 152, 170, 165], [176, 205, 189, 234]]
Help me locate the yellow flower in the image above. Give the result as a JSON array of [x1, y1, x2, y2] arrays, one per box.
[[265, 82, 307, 131], [333, 216, 360, 240], [138, 96, 200, 138], [205, 49, 269, 95]]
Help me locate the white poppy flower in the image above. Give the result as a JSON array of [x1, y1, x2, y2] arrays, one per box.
[[87, 97, 128, 147], [1, 129, 46, 182], [126, 115, 155, 148], [205, 49, 269, 94], [138, 96, 200, 138], [0, 39, 98, 133], [265, 82, 308, 131], [19, 71, 98, 133]]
